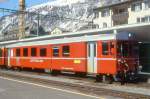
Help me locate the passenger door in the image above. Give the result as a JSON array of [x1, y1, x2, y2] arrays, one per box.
[[7, 48, 11, 66], [87, 42, 97, 73]]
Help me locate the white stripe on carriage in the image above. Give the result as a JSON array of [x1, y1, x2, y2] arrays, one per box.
[[0, 57, 117, 61], [10, 57, 87, 60], [0, 57, 5, 58], [97, 58, 117, 60]]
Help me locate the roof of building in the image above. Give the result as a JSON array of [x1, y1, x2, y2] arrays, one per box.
[[94, 0, 141, 11]]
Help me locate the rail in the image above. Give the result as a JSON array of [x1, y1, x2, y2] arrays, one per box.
[[0, 69, 149, 99]]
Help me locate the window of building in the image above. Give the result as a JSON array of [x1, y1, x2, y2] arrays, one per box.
[[137, 18, 141, 23], [94, 11, 99, 18], [52, 47, 59, 57], [95, 24, 99, 29], [16, 49, 20, 57], [144, 0, 150, 9], [118, 8, 126, 14], [31, 48, 37, 57], [0, 49, 2, 57], [102, 42, 109, 55], [40, 48, 47, 57], [23, 48, 28, 57], [144, 16, 149, 22], [62, 46, 70, 57], [141, 17, 145, 22], [141, 16, 149, 22], [103, 22, 107, 28], [131, 2, 142, 11], [101, 9, 110, 17]]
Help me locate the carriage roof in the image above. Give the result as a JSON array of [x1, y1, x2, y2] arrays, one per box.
[[0, 29, 135, 48]]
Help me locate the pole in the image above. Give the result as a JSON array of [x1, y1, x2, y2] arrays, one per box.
[[19, 0, 25, 39]]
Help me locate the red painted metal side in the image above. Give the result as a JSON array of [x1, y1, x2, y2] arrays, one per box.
[[0, 48, 5, 66], [10, 45, 51, 69], [10, 42, 87, 72], [97, 41, 117, 75], [4, 48, 8, 66], [7, 40, 137, 76], [51, 42, 87, 72]]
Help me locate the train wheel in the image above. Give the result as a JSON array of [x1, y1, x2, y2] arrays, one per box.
[[75, 72, 87, 77], [16, 67, 22, 72], [44, 69, 51, 74], [51, 70, 60, 76], [10, 66, 15, 71], [96, 74, 103, 82], [103, 75, 114, 84], [0, 66, 5, 69]]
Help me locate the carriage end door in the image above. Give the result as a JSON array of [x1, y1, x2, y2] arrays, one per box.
[[87, 42, 97, 74]]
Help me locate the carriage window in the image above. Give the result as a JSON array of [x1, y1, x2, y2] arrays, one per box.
[[31, 48, 37, 57], [110, 42, 115, 55], [40, 48, 47, 57], [132, 44, 139, 57], [88, 44, 90, 57], [94, 44, 96, 57], [102, 42, 109, 55], [16, 49, 20, 57], [118, 42, 129, 57], [53, 47, 59, 57], [0, 49, 2, 57], [62, 46, 70, 57], [122, 43, 129, 57], [23, 48, 28, 57]]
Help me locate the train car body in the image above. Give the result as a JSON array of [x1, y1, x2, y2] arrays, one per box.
[[0, 47, 5, 66], [0, 31, 139, 82]]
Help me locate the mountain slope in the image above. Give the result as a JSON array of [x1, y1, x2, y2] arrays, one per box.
[[0, 0, 127, 40]]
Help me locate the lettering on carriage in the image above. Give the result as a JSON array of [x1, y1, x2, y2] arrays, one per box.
[[30, 59, 44, 63]]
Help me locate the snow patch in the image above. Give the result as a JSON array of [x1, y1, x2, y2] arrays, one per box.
[[29, 0, 85, 10]]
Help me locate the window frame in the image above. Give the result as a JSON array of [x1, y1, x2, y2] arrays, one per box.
[[144, 0, 150, 9], [103, 22, 107, 28], [23, 48, 28, 57], [94, 11, 99, 18], [52, 46, 59, 57], [102, 41, 109, 55], [101, 8, 110, 17], [31, 48, 37, 57], [16, 48, 20, 57], [62, 45, 70, 57], [131, 2, 142, 12], [137, 18, 141, 23], [40, 48, 47, 57], [0, 48, 2, 57]]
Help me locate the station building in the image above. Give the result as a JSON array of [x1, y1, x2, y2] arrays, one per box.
[[93, 0, 150, 28], [93, 0, 150, 76]]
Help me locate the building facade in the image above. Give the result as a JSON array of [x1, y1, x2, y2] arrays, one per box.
[[93, 0, 150, 28]]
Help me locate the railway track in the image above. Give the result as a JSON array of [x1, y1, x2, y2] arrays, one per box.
[[0, 69, 150, 99]]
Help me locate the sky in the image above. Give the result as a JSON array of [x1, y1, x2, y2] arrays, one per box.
[[0, 0, 54, 10]]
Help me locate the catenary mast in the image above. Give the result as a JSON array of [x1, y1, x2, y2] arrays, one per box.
[[19, 0, 25, 39]]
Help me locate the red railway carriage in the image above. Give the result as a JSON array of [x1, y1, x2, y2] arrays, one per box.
[[0, 31, 139, 82], [0, 48, 4, 66]]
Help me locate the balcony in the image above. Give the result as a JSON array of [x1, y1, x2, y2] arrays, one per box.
[[112, 12, 129, 21]]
